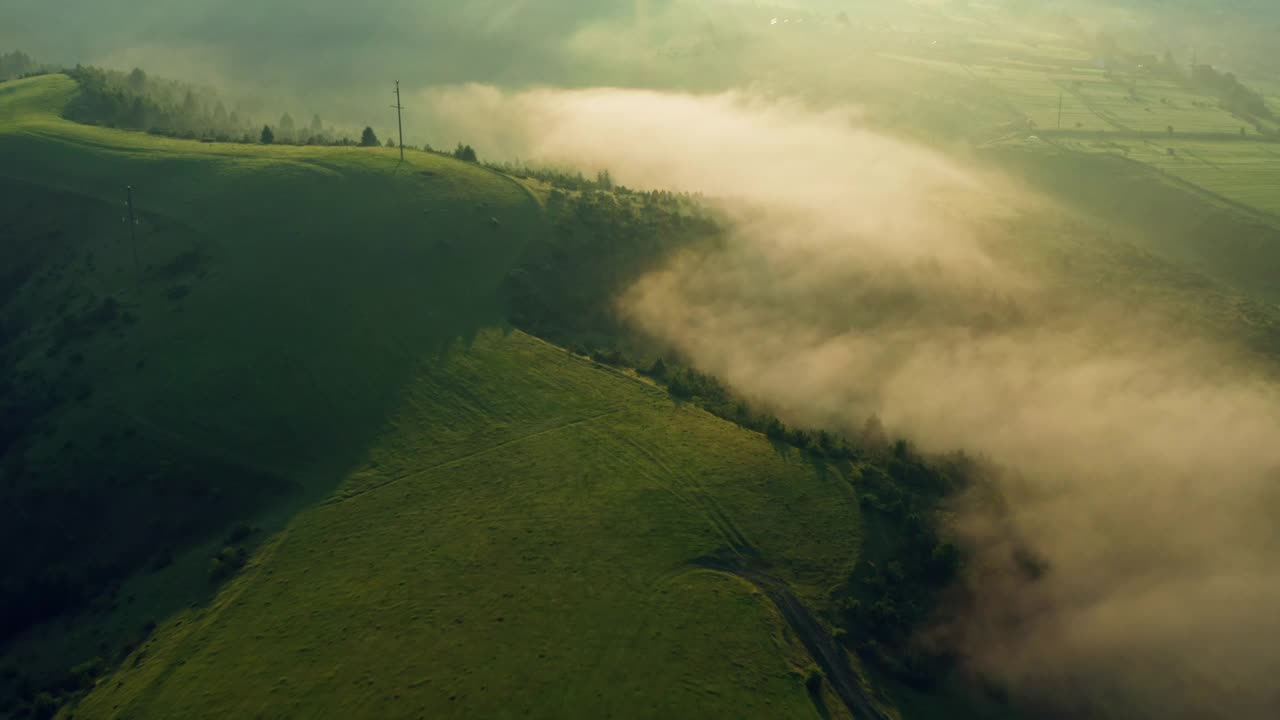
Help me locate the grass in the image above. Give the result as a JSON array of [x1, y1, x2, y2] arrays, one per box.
[[6, 38, 1276, 716], [0, 71, 541, 703], [72, 331, 862, 719], [1080, 80, 1249, 134], [949, 59, 1279, 221], [1044, 132, 1280, 219], [988, 145, 1280, 305], [981, 67, 1102, 131], [0, 74, 539, 488], [0, 73, 543, 655], [0, 75, 866, 719], [1081, 139, 1280, 217]]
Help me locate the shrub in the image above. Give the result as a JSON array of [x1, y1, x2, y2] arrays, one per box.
[[208, 546, 248, 583], [31, 692, 58, 720], [226, 522, 254, 544], [802, 664, 825, 692], [66, 656, 105, 691], [644, 358, 667, 378], [453, 143, 478, 163], [765, 418, 787, 441]]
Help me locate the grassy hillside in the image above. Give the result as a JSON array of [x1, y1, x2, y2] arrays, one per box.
[[0, 72, 540, 640], [70, 330, 863, 720], [0, 75, 881, 720]]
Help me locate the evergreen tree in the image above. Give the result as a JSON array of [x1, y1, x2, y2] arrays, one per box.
[[260, 125, 275, 145], [127, 67, 148, 92], [360, 126, 380, 147], [212, 102, 228, 129], [279, 112, 296, 141], [181, 91, 201, 129], [128, 97, 147, 128]]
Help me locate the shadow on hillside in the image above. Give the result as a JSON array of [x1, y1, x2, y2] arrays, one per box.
[[0, 160, 547, 705], [768, 435, 796, 460], [808, 682, 833, 720]]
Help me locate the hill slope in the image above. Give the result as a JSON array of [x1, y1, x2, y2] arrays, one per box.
[[0, 73, 539, 645], [0, 75, 868, 719], [72, 330, 863, 719]]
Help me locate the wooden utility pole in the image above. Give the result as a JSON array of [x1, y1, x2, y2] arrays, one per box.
[[126, 185, 139, 276], [392, 81, 405, 162]]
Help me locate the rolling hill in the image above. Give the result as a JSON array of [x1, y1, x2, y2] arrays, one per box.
[[0, 75, 878, 720], [0, 72, 539, 645]]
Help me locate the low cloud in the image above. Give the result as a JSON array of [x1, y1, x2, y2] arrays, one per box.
[[426, 84, 1280, 718]]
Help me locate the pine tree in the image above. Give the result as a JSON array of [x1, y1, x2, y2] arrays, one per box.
[[127, 67, 148, 92], [279, 113, 296, 141], [212, 102, 228, 129], [453, 143, 478, 163], [260, 125, 275, 145], [181, 91, 201, 128]]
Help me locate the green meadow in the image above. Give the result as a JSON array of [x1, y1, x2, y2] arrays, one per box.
[[72, 330, 863, 720]]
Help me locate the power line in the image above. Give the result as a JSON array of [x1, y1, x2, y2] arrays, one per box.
[[392, 81, 405, 162]]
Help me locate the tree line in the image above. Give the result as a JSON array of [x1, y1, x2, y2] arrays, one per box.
[[0, 50, 44, 81], [1094, 40, 1277, 132], [6, 53, 495, 163], [62, 64, 370, 146], [1189, 63, 1275, 123]]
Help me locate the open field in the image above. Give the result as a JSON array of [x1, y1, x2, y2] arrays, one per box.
[[846, 8, 1280, 222], [1047, 137, 1280, 218]]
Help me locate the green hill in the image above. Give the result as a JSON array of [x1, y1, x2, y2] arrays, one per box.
[[0, 72, 538, 642], [0, 75, 881, 720], [71, 329, 864, 719]]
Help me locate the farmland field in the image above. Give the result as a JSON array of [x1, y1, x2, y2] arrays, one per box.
[[1055, 137, 1280, 217]]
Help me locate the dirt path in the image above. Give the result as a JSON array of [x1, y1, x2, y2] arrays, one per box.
[[697, 559, 891, 720], [752, 575, 893, 720]]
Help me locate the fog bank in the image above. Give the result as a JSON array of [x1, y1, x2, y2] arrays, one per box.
[[432, 84, 1280, 718]]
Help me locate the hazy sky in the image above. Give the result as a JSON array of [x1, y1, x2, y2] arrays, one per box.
[[3, 1, 661, 87]]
